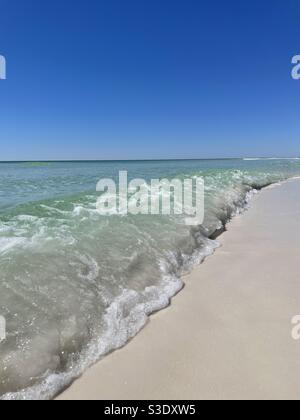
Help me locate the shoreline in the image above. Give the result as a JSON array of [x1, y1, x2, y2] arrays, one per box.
[[58, 178, 300, 400]]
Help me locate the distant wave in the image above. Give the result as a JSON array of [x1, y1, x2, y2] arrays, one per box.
[[243, 157, 300, 161]]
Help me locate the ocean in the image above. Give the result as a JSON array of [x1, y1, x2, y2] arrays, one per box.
[[0, 158, 299, 399]]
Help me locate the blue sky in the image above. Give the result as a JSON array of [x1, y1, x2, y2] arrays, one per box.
[[0, 0, 299, 160]]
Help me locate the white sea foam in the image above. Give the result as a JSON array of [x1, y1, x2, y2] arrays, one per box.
[[0, 237, 27, 254]]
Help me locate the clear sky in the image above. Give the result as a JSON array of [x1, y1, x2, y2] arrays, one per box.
[[0, 0, 299, 160]]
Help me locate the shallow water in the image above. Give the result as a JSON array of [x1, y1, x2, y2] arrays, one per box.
[[0, 158, 299, 399]]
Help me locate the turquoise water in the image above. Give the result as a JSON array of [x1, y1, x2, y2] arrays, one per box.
[[0, 158, 300, 399]]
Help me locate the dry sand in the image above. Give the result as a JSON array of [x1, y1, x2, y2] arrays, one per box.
[[58, 178, 300, 400]]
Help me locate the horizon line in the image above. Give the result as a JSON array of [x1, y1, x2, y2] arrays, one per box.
[[0, 156, 299, 163]]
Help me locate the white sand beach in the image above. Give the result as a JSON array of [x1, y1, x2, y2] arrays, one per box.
[[58, 178, 300, 400]]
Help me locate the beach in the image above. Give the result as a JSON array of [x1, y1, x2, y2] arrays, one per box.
[[1, 159, 299, 399], [58, 178, 300, 400], [2, 0, 299, 403]]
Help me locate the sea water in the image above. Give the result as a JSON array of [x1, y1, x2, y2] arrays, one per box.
[[0, 158, 299, 399]]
